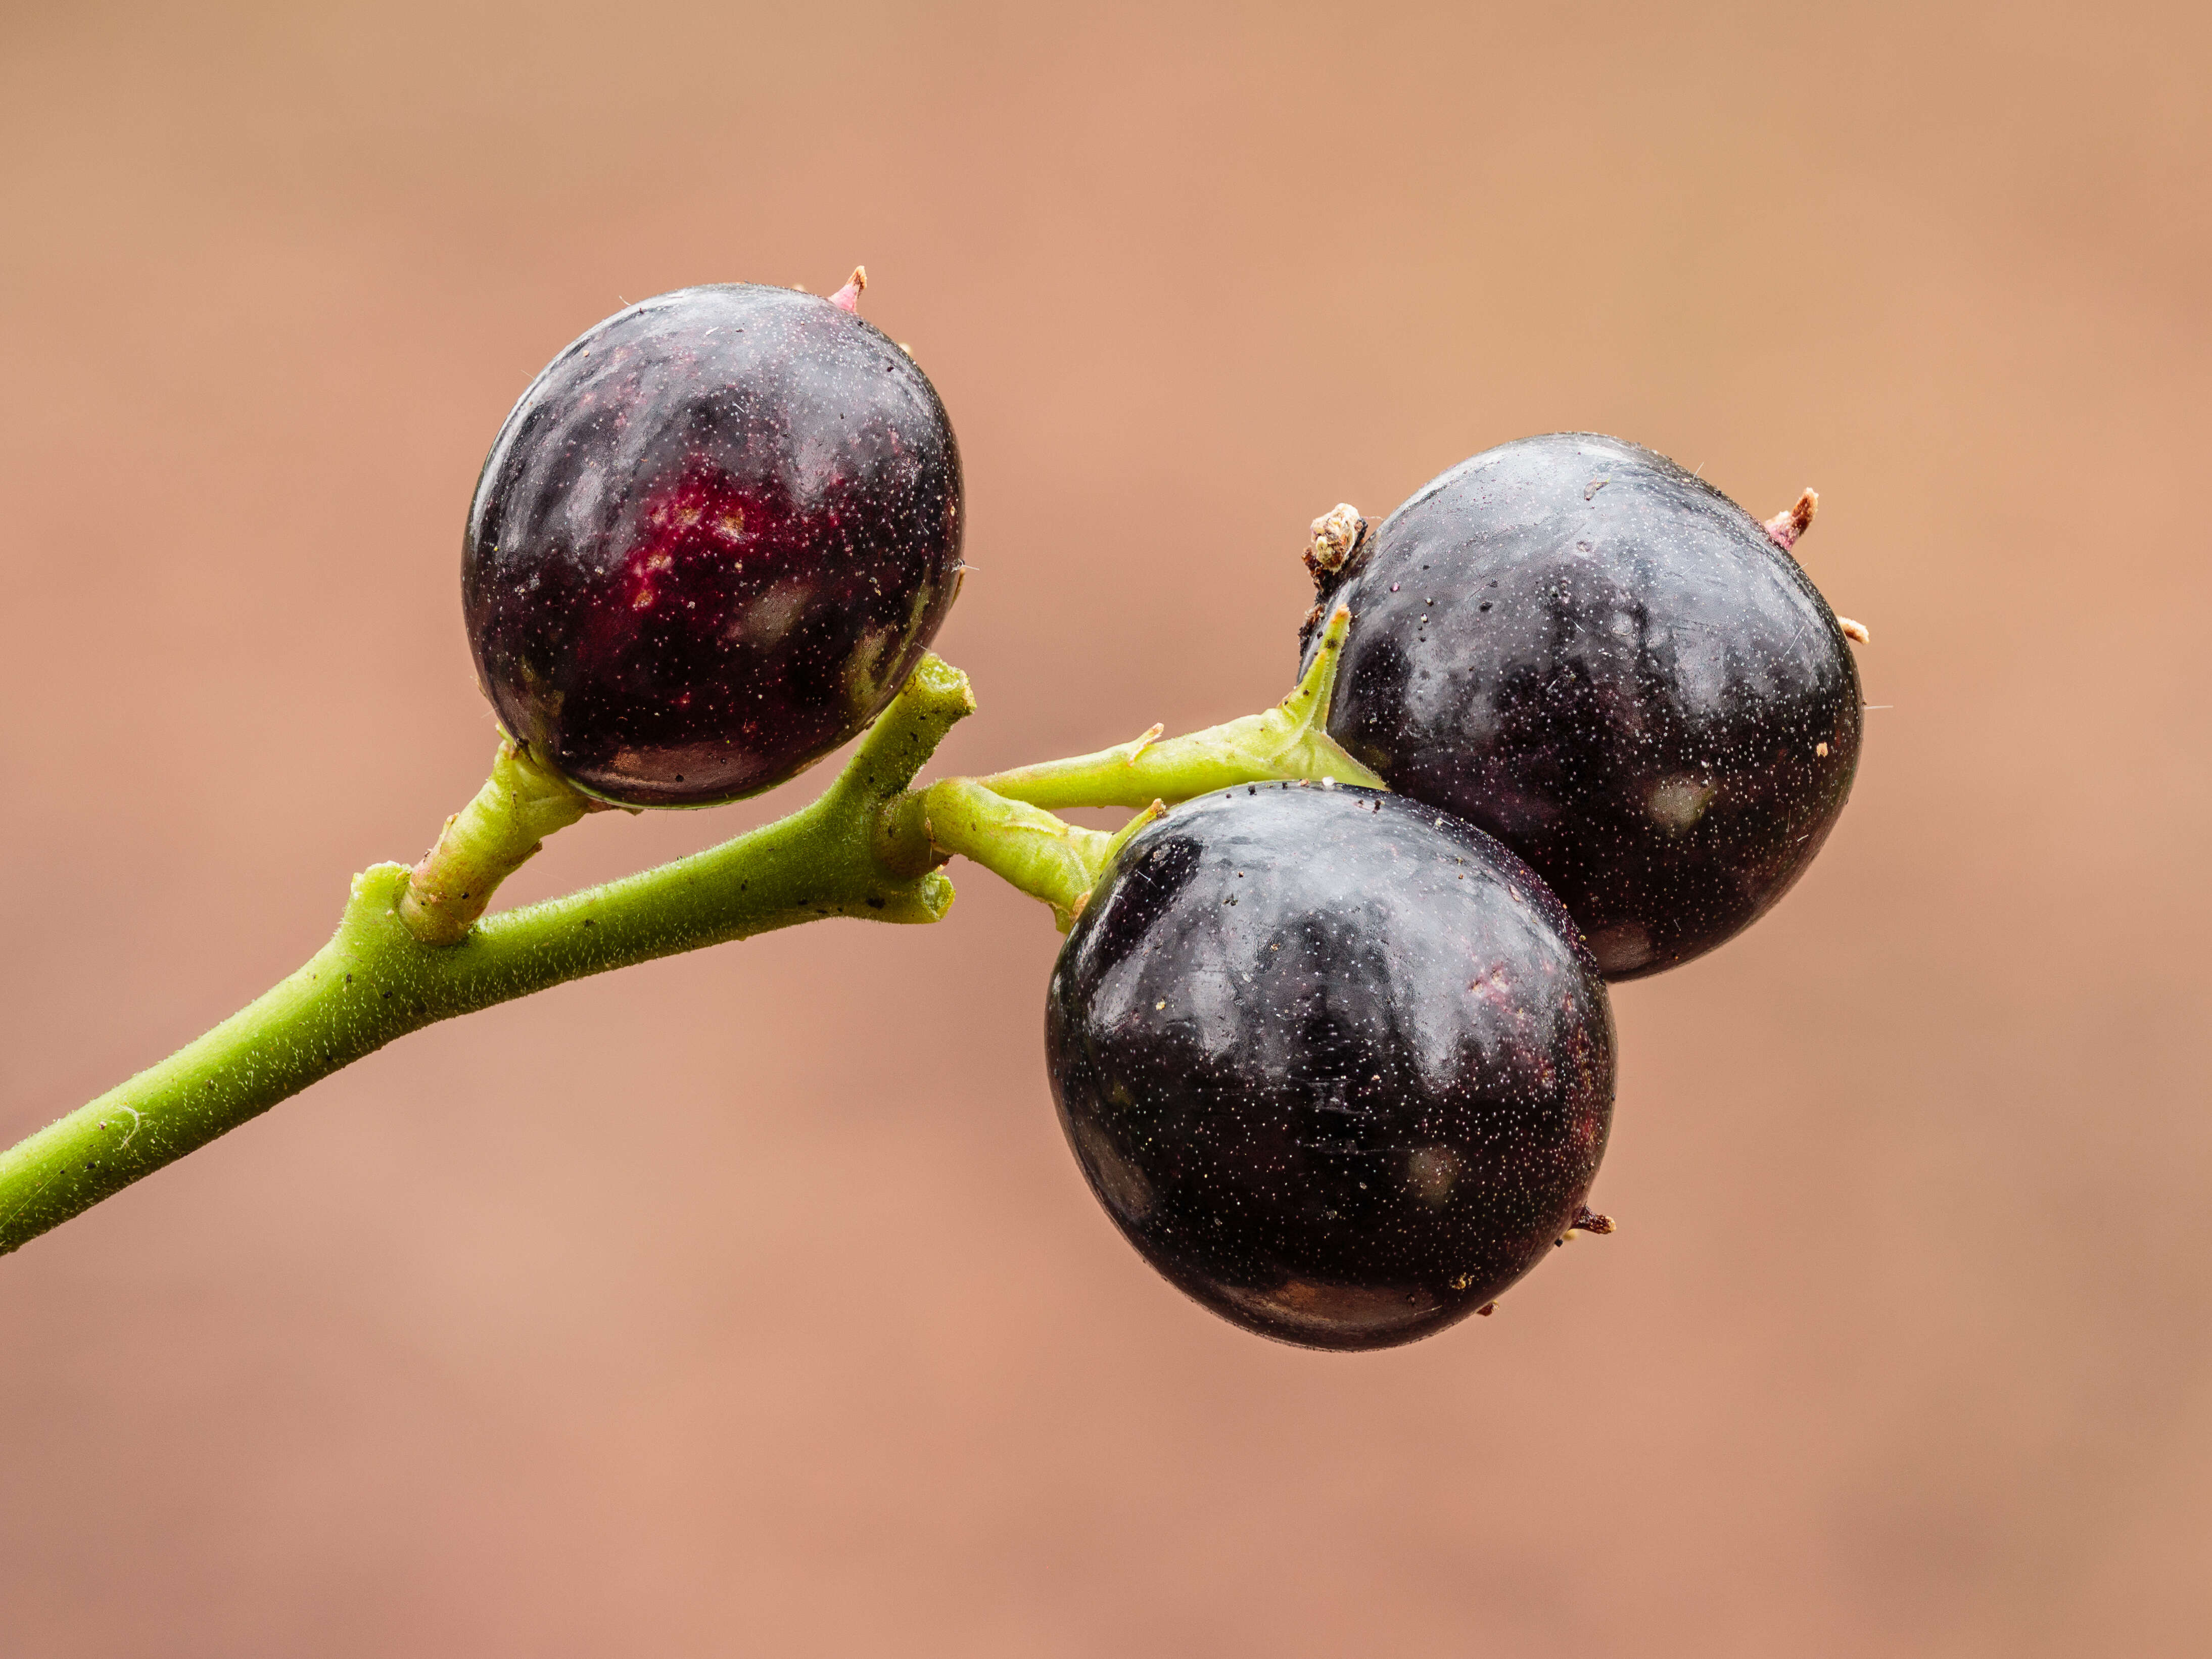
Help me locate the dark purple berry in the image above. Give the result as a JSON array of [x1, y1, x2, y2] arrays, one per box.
[[1046, 784, 1615, 1351], [463, 278, 963, 806], [1305, 433, 1862, 978]]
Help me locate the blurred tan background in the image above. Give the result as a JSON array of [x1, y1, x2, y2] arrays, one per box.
[[3, 2, 2206, 1653]]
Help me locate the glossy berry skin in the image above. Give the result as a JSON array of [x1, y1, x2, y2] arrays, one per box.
[[1306, 433, 1861, 979], [1046, 784, 1615, 1351], [463, 284, 964, 806]]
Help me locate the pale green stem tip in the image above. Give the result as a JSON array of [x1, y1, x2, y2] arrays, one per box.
[[972, 606, 1383, 811]]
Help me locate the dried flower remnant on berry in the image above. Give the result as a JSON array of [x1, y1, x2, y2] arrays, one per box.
[[1763, 487, 1819, 551], [1303, 502, 1367, 581]]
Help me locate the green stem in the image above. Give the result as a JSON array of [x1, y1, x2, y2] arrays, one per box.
[[398, 738, 605, 944], [0, 656, 976, 1257], [973, 606, 1383, 810], [2, 603, 1388, 1260], [879, 781, 1166, 930]]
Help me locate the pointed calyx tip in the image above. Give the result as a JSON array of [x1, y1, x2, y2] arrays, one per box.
[[1304, 503, 1367, 585], [830, 266, 868, 313], [1763, 487, 1818, 552]]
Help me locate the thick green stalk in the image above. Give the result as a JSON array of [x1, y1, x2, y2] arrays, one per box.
[[0, 657, 975, 1257], [398, 738, 605, 943], [973, 606, 1383, 810]]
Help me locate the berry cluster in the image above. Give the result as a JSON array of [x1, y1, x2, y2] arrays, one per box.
[[459, 280, 1864, 1351], [1045, 440, 1862, 1347]]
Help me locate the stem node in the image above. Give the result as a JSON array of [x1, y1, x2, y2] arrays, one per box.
[[399, 741, 598, 945]]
